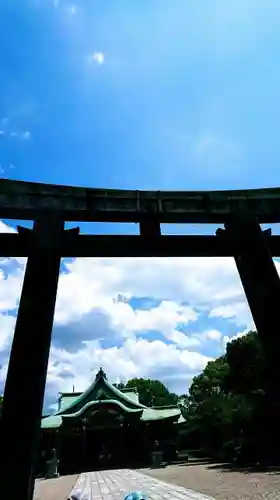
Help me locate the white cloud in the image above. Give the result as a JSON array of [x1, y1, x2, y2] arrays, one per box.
[[167, 330, 201, 348], [0, 268, 24, 312], [0, 117, 30, 142], [223, 328, 248, 349], [56, 257, 245, 322], [89, 52, 105, 65], [0, 363, 8, 385], [209, 302, 254, 329], [108, 300, 198, 340], [0, 315, 16, 353], [203, 329, 222, 341], [0, 219, 273, 400], [49, 255, 253, 396], [45, 338, 211, 399]]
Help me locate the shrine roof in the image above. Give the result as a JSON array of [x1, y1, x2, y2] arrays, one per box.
[[56, 368, 147, 415], [119, 387, 140, 404], [141, 407, 181, 421], [41, 368, 182, 429], [42, 415, 62, 429], [58, 394, 80, 412]]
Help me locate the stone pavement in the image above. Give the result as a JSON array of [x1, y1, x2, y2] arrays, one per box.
[[69, 469, 214, 500]]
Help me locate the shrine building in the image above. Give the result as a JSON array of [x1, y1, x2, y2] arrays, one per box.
[[41, 368, 185, 474]]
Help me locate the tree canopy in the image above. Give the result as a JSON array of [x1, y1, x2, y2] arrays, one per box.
[[183, 331, 275, 465], [114, 378, 179, 407]]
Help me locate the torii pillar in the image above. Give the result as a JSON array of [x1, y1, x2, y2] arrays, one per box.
[[217, 215, 280, 460], [0, 216, 64, 500]]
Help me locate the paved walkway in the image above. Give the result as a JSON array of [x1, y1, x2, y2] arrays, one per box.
[[69, 469, 214, 500]]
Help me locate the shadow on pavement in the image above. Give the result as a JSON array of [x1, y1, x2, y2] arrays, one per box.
[[206, 462, 280, 474], [160, 457, 280, 474]]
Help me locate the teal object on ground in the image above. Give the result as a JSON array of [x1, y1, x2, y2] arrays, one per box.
[[124, 492, 148, 500]]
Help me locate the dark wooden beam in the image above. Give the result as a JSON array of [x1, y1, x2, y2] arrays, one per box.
[[2, 233, 280, 257], [0, 217, 64, 500], [1, 178, 280, 223], [67, 234, 233, 257], [139, 219, 161, 237]]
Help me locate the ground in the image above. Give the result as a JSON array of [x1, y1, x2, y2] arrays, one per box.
[[143, 461, 280, 500], [33, 462, 280, 499], [33, 474, 79, 500]]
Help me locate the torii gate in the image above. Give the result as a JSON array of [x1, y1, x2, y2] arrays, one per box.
[[0, 179, 280, 498]]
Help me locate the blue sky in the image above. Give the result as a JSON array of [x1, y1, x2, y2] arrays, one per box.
[[1, 0, 280, 410]]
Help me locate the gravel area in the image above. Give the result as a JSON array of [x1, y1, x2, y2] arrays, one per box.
[[33, 474, 79, 500], [141, 462, 280, 499]]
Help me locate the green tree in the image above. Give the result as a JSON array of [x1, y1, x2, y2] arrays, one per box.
[[189, 355, 229, 402], [118, 378, 179, 407], [184, 332, 268, 463], [226, 331, 265, 396]]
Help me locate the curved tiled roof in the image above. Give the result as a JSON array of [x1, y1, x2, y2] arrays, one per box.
[[62, 399, 143, 419], [42, 369, 182, 429]]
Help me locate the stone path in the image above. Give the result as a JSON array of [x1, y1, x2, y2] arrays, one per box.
[[69, 469, 214, 500]]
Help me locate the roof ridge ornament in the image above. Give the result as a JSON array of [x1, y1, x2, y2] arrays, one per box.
[[95, 367, 107, 380]]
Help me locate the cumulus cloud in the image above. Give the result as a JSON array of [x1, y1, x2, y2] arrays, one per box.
[[45, 338, 211, 399], [0, 219, 272, 405], [55, 256, 245, 322], [0, 315, 16, 353], [202, 329, 222, 342], [209, 302, 254, 329], [222, 328, 248, 349], [48, 252, 258, 401]]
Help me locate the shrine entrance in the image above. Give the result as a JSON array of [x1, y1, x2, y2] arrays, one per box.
[[58, 424, 151, 474], [83, 427, 124, 470]]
